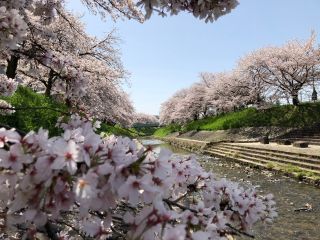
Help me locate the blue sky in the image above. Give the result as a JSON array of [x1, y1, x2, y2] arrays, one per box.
[[66, 0, 320, 115]]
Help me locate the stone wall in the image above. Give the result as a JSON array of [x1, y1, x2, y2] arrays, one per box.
[[175, 127, 294, 142], [163, 137, 209, 152]]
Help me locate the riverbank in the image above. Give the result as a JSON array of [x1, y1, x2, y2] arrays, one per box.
[[154, 103, 320, 138], [158, 136, 320, 187], [164, 126, 293, 142]]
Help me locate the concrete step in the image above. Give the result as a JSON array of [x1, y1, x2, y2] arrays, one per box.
[[214, 146, 320, 171], [204, 149, 266, 167], [219, 143, 320, 160], [213, 144, 320, 164], [205, 148, 320, 175]]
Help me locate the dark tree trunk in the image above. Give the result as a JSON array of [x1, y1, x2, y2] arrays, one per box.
[[65, 98, 72, 108], [6, 55, 20, 78], [193, 114, 198, 121], [256, 93, 262, 104], [292, 93, 299, 106], [45, 70, 55, 97]]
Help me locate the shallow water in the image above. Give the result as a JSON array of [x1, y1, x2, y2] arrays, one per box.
[[140, 139, 320, 240]]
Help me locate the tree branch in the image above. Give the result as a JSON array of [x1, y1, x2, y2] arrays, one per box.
[[0, 106, 70, 115]]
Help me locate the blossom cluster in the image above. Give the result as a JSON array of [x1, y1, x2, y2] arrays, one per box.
[[81, 0, 239, 23], [0, 74, 18, 116], [41, 52, 88, 98], [0, 74, 18, 97], [0, 115, 277, 239], [139, 0, 239, 22], [0, 6, 27, 50], [0, 100, 15, 116]]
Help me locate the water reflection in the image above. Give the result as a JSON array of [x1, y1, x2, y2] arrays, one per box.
[[141, 139, 320, 240]]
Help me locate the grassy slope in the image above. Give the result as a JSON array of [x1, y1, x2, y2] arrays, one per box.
[[99, 123, 143, 138], [154, 103, 320, 137]]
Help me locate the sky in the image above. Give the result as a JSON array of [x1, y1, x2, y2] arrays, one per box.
[[66, 0, 320, 115]]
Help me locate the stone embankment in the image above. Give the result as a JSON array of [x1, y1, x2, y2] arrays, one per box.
[[160, 134, 320, 186], [164, 137, 209, 152], [171, 126, 293, 143]]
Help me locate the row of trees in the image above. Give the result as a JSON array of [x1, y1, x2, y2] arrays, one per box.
[[133, 112, 159, 125], [160, 34, 320, 124]]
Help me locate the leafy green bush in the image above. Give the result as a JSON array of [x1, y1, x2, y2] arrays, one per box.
[[0, 86, 67, 136]]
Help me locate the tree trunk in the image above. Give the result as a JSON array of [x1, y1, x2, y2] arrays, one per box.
[[65, 98, 72, 108], [256, 93, 262, 104], [193, 114, 198, 121], [6, 55, 20, 78], [45, 70, 55, 97], [292, 93, 299, 106]]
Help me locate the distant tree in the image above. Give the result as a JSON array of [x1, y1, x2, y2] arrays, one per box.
[[238, 34, 320, 105], [159, 88, 189, 124], [133, 112, 159, 125], [183, 82, 208, 120]]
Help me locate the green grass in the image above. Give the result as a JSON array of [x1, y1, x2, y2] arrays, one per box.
[[153, 124, 181, 137], [274, 163, 320, 181], [98, 123, 144, 138], [154, 102, 320, 137], [0, 86, 67, 136], [132, 126, 159, 136]]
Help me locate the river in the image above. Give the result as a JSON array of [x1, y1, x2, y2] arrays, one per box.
[[140, 139, 320, 240]]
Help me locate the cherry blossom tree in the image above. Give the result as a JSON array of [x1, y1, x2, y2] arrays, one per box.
[[203, 70, 271, 112], [238, 34, 320, 105], [159, 82, 211, 125], [159, 70, 271, 124], [182, 82, 208, 120], [159, 88, 190, 124], [1, 2, 132, 125]]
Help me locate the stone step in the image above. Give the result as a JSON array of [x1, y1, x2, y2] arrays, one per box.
[[205, 148, 306, 172], [213, 144, 320, 164], [204, 149, 266, 167], [214, 146, 320, 171], [205, 148, 320, 175], [219, 143, 320, 160]]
